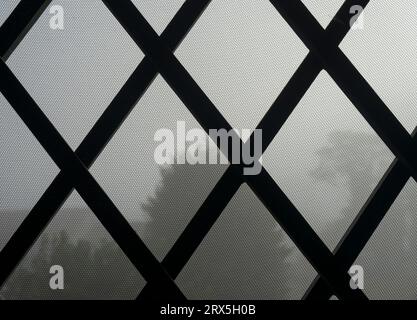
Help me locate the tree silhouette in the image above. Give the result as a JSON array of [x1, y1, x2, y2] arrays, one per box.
[[143, 163, 292, 299], [0, 231, 142, 299], [312, 130, 417, 299], [311, 130, 391, 218], [1, 162, 292, 299]]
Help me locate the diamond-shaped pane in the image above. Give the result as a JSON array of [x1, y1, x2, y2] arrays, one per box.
[[6, 0, 144, 149], [175, 0, 308, 139], [341, 0, 417, 134], [132, 0, 185, 35], [263, 72, 394, 251], [301, 0, 345, 28], [91, 76, 228, 261], [176, 184, 317, 299]]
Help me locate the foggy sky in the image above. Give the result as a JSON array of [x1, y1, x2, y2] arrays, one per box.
[[1, 0, 417, 299], [1, 0, 414, 221]]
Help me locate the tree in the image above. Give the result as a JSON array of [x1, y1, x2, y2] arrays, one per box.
[[311, 130, 391, 218], [0, 231, 142, 300], [143, 163, 292, 299], [1, 163, 292, 299], [312, 130, 417, 299]]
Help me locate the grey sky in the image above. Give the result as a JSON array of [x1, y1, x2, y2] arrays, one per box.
[[1, 0, 417, 299], [1, 0, 415, 229]]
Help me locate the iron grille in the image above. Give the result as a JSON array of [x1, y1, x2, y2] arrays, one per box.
[[0, 0, 414, 300]]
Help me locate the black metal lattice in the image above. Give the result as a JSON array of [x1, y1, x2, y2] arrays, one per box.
[[0, 0, 415, 300]]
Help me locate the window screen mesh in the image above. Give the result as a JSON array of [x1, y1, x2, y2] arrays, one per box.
[[0, 0, 416, 301]]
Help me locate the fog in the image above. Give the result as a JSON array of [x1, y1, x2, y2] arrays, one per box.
[[1, 0, 417, 299]]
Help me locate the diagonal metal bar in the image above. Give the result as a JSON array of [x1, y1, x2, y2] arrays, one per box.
[[139, 0, 371, 300], [245, 168, 366, 299], [0, 0, 211, 293], [255, 0, 369, 148], [0, 60, 185, 300], [270, 0, 417, 183], [104, 0, 367, 300], [102, 0, 235, 136], [0, 0, 52, 60], [1, 0, 404, 301], [270, 0, 417, 300], [138, 165, 244, 300], [305, 128, 417, 299]]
